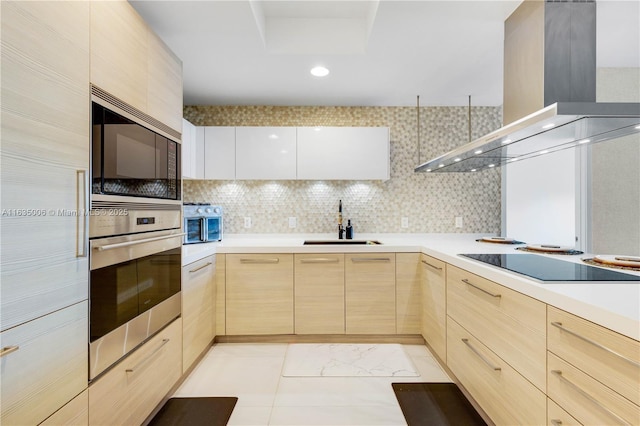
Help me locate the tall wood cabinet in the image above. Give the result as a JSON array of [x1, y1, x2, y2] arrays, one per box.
[[1, 2, 90, 424]]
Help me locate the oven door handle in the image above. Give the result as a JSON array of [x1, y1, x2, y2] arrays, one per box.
[[94, 233, 186, 251]]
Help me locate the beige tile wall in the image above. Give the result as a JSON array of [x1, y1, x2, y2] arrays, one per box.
[[183, 105, 502, 234]]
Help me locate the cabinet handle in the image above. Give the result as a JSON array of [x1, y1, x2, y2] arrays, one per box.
[[76, 170, 88, 258], [550, 420, 562, 426], [240, 258, 279, 264], [94, 233, 186, 251], [351, 257, 391, 263], [0, 346, 19, 358], [300, 258, 339, 264], [550, 322, 640, 368], [461, 338, 501, 371], [126, 339, 170, 374], [189, 261, 213, 273], [551, 370, 631, 426], [421, 260, 443, 270], [461, 278, 501, 298]]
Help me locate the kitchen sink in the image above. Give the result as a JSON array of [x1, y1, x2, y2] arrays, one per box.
[[303, 240, 382, 245]]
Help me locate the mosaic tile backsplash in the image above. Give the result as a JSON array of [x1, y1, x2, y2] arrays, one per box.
[[183, 105, 502, 234]]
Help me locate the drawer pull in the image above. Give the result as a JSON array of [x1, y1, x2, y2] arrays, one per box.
[[551, 322, 640, 368], [0, 346, 19, 358], [300, 258, 339, 264], [461, 338, 501, 371], [126, 339, 170, 374], [240, 258, 279, 264], [550, 420, 562, 426], [421, 260, 443, 270], [189, 261, 213, 273], [461, 279, 501, 298], [351, 257, 391, 263], [551, 370, 631, 426]]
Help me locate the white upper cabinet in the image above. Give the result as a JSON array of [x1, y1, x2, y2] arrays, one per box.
[[297, 127, 390, 180], [182, 118, 195, 178], [235, 127, 297, 180], [204, 126, 236, 180]]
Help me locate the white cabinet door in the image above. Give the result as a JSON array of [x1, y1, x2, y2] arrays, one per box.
[[297, 127, 390, 180], [204, 126, 236, 179], [235, 127, 297, 180], [182, 118, 195, 178]]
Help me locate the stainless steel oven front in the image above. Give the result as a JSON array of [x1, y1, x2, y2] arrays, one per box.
[[88, 199, 183, 380]]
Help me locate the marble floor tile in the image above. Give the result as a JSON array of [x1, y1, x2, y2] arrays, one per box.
[[274, 377, 399, 407], [268, 404, 407, 425], [282, 344, 419, 377], [227, 406, 274, 426]]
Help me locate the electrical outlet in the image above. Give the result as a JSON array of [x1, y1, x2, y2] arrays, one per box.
[[401, 217, 409, 228], [244, 217, 252, 228], [288, 217, 297, 228], [455, 216, 463, 228]]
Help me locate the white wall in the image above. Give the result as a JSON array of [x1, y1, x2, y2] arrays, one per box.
[[504, 149, 577, 246]]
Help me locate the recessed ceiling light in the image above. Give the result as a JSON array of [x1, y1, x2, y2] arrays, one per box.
[[542, 123, 555, 129], [474, 149, 483, 155], [310, 66, 330, 77]]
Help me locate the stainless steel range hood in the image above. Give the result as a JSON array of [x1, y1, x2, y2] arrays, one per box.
[[415, 0, 640, 173]]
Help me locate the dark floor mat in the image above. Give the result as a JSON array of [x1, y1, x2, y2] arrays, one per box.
[[392, 383, 487, 426], [148, 397, 238, 426]]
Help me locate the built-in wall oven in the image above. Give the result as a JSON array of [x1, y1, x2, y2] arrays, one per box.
[[89, 90, 184, 380]]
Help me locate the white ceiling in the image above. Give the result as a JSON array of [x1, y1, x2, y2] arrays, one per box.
[[130, 0, 640, 107]]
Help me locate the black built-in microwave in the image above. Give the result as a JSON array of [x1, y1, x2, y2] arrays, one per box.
[[92, 102, 180, 200]]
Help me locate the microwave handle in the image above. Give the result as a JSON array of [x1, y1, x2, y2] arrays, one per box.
[[94, 233, 186, 251]]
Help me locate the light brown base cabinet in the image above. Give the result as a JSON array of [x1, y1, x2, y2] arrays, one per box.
[[396, 253, 421, 334], [294, 253, 345, 334], [345, 253, 396, 334], [420, 254, 447, 361], [182, 255, 216, 373], [225, 254, 294, 335]]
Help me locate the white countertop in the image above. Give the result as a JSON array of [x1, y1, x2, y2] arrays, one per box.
[[182, 233, 640, 340]]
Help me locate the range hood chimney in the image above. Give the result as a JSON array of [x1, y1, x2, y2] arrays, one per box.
[[415, 0, 640, 173]]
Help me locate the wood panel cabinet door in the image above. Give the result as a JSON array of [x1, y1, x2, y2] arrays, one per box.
[[420, 255, 447, 361], [215, 254, 227, 336], [90, 0, 148, 112], [226, 254, 294, 335], [235, 127, 296, 180], [396, 253, 421, 334], [1, 0, 89, 331], [345, 253, 396, 334], [294, 254, 345, 334], [40, 390, 88, 426], [182, 255, 216, 372], [0, 302, 88, 425], [147, 30, 183, 133]]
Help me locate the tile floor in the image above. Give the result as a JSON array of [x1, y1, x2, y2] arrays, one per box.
[[173, 343, 452, 425]]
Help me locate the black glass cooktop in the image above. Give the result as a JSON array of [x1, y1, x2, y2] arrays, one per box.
[[460, 253, 639, 282]]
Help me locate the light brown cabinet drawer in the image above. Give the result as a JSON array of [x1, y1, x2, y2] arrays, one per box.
[[547, 398, 580, 426], [548, 306, 640, 406], [548, 352, 640, 426], [447, 318, 547, 425], [294, 254, 345, 334], [447, 317, 546, 425], [89, 319, 182, 426], [446, 264, 546, 390], [0, 302, 88, 426], [420, 254, 446, 360], [40, 389, 88, 426]]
